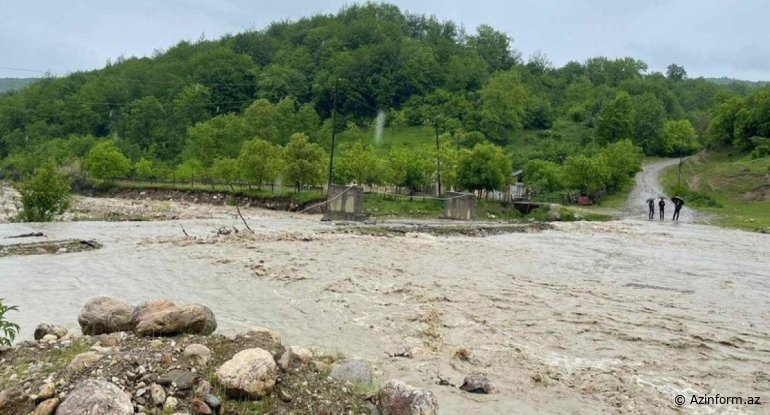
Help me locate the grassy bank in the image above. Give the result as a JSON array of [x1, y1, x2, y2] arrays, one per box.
[[661, 151, 770, 231]]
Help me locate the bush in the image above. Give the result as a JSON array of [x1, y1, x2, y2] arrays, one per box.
[[16, 161, 70, 222], [668, 184, 723, 208], [0, 299, 20, 347], [751, 143, 770, 159]]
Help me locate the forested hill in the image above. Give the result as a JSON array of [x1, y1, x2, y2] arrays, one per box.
[[0, 2, 768, 183], [0, 78, 37, 94]]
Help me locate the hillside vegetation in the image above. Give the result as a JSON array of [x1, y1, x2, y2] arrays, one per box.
[[662, 151, 770, 230], [0, 78, 37, 94], [0, 3, 767, 211]]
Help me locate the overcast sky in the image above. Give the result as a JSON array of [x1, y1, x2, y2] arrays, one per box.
[[1, 0, 769, 81]]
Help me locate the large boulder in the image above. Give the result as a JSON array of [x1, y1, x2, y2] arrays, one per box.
[[56, 380, 133, 415], [330, 359, 374, 386], [378, 380, 438, 415], [130, 299, 177, 326], [216, 348, 277, 398], [134, 303, 217, 336], [78, 296, 133, 335]]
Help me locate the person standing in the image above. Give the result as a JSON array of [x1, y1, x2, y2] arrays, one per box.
[[647, 199, 655, 220], [658, 197, 666, 220], [672, 198, 684, 221]]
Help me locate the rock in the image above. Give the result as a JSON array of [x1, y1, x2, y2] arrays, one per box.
[[378, 380, 438, 415], [216, 348, 277, 398], [233, 327, 282, 353], [163, 396, 178, 410], [56, 380, 133, 415], [150, 383, 166, 406], [278, 345, 312, 370], [41, 334, 58, 343], [98, 332, 127, 347], [279, 390, 293, 403], [0, 387, 27, 412], [33, 323, 68, 340], [195, 380, 212, 396], [183, 343, 212, 365], [330, 359, 374, 386], [67, 351, 104, 371], [191, 398, 212, 414], [130, 300, 177, 326], [78, 296, 133, 335], [32, 398, 60, 415], [202, 394, 222, 413], [37, 382, 56, 400], [157, 369, 198, 390], [134, 304, 217, 336], [459, 374, 497, 394]]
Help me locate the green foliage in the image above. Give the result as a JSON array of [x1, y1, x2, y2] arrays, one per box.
[[335, 142, 384, 186], [457, 143, 511, 191], [16, 161, 70, 222], [0, 299, 20, 347], [175, 158, 204, 185], [134, 158, 155, 181], [209, 157, 241, 189], [84, 141, 131, 182], [597, 139, 643, 190], [284, 133, 326, 190], [480, 70, 529, 144], [238, 139, 283, 188], [523, 159, 563, 192], [662, 120, 700, 156], [596, 91, 633, 144], [631, 93, 666, 154], [562, 154, 611, 195]]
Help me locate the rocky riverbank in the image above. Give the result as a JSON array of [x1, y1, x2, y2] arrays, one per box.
[[0, 296, 493, 415]]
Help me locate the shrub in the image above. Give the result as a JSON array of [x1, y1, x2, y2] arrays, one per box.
[[16, 161, 70, 222], [0, 299, 20, 347]]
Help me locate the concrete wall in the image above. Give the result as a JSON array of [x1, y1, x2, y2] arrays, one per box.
[[443, 192, 476, 220], [323, 184, 366, 221]]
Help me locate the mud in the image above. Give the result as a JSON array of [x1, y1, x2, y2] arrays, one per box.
[[2, 160, 769, 414], [0, 238, 101, 257]]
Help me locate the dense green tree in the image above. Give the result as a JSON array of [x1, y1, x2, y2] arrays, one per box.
[[175, 158, 204, 186], [209, 157, 241, 190], [562, 155, 611, 195], [134, 158, 156, 181], [84, 141, 132, 182], [184, 113, 247, 166], [666, 64, 687, 82], [597, 139, 643, 190], [631, 93, 666, 154], [238, 139, 283, 189], [457, 143, 511, 192], [335, 142, 383, 185], [662, 120, 700, 156], [523, 159, 563, 193], [596, 91, 633, 144], [284, 133, 326, 191], [479, 70, 529, 143], [16, 161, 70, 222], [467, 25, 519, 72]]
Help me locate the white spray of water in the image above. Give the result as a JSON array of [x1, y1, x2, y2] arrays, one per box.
[[374, 110, 386, 145]]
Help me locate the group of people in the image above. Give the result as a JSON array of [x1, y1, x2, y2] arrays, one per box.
[[647, 197, 685, 221]]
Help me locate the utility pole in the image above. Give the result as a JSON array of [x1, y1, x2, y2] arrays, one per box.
[[435, 115, 441, 196], [327, 78, 339, 195], [678, 132, 683, 188]]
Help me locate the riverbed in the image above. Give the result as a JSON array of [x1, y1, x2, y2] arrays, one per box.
[[1, 162, 769, 414]]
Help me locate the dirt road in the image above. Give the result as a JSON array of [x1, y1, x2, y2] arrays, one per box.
[[2, 165, 769, 414], [626, 158, 702, 223]]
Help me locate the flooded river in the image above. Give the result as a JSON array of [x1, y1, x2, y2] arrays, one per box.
[[1, 160, 769, 414]]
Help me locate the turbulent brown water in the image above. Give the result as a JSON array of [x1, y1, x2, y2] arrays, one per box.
[[2, 160, 769, 414]]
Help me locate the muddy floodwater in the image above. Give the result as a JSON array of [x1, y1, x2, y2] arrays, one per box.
[[2, 161, 769, 414]]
